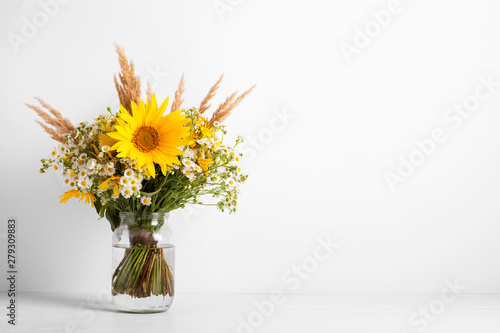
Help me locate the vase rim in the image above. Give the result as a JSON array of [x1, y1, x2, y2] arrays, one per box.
[[118, 211, 169, 218]]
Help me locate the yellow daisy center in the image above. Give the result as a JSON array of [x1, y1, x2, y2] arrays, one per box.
[[132, 126, 160, 153]]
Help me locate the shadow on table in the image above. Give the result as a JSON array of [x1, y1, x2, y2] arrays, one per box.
[[20, 292, 117, 313]]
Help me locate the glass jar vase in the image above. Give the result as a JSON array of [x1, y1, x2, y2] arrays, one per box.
[[112, 212, 174, 313]]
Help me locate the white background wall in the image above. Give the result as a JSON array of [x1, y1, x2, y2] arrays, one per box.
[[1, 0, 500, 295]]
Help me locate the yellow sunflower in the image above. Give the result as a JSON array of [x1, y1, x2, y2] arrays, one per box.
[[107, 94, 190, 177]]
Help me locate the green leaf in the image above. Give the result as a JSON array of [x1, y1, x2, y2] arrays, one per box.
[[140, 188, 162, 197], [94, 198, 102, 216], [105, 207, 121, 232]]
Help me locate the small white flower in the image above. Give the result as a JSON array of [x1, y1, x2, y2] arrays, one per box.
[[130, 184, 141, 193], [78, 176, 91, 188], [77, 159, 86, 168], [101, 145, 110, 152], [226, 177, 237, 187], [124, 168, 135, 178], [62, 175, 71, 187], [129, 176, 142, 187], [86, 158, 96, 169], [120, 187, 133, 198], [193, 165, 202, 173], [182, 159, 194, 169], [183, 169, 195, 181], [119, 177, 131, 186], [56, 146, 66, 156], [140, 196, 152, 206], [68, 179, 77, 189], [78, 153, 87, 160], [105, 164, 115, 176], [98, 152, 104, 159]]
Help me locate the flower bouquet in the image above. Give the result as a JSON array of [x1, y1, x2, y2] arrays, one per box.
[[27, 45, 253, 312]]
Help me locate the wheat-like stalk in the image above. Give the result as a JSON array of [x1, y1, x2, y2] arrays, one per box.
[[26, 98, 75, 143], [114, 44, 141, 114], [171, 73, 185, 112], [198, 74, 224, 114], [209, 85, 255, 125], [146, 81, 153, 103]]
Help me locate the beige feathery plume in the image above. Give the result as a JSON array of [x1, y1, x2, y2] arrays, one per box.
[[198, 74, 223, 114], [26, 98, 75, 143], [113, 44, 141, 114], [146, 81, 153, 103], [209, 85, 255, 125], [170, 73, 185, 112]]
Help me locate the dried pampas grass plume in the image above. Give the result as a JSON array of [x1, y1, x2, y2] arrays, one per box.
[[26, 97, 75, 143], [113, 44, 141, 114], [146, 81, 153, 103], [209, 85, 256, 126], [170, 73, 185, 112], [198, 74, 224, 114]]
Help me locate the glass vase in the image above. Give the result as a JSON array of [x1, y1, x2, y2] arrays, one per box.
[[112, 212, 174, 313]]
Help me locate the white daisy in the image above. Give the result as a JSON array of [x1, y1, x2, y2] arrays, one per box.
[[123, 168, 135, 178], [78, 176, 91, 188], [105, 164, 115, 176], [183, 169, 195, 181], [101, 145, 110, 152], [120, 187, 133, 198], [140, 196, 152, 206], [86, 158, 96, 170], [119, 177, 131, 186], [62, 175, 71, 186], [129, 176, 142, 187], [182, 159, 194, 169], [226, 177, 237, 187]]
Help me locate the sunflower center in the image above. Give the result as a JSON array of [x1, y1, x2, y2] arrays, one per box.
[[132, 126, 160, 152]]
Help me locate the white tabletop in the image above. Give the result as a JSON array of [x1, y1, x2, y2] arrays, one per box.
[[2, 293, 500, 332]]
